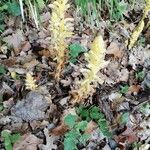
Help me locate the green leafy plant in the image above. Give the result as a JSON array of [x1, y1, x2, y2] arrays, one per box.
[[69, 43, 87, 63], [109, 0, 127, 21], [77, 105, 112, 137], [7, 0, 21, 16], [75, 0, 99, 27], [137, 36, 146, 46], [1, 130, 21, 150], [120, 85, 129, 94], [0, 0, 21, 32], [0, 65, 6, 75], [0, 0, 21, 16], [0, 0, 47, 30], [132, 142, 143, 149], [64, 114, 90, 150], [136, 70, 144, 81], [140, 103, 150, 114], [119, 112, 130, 125], [0, 103, 4, 112], [75, 0, 128, 28]]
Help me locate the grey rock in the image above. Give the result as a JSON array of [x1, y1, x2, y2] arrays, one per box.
[[144, 58, 150, 69], [108, 139, 118, 150], [11, 92, 49, 121], [142, 71, 150, 90]]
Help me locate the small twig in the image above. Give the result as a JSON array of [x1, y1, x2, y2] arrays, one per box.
[[132, 100, 150, 113]]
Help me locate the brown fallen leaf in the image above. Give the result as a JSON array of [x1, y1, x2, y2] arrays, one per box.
[[121, 127, 138, 143], [3, 29, 25, 55], [115, 127, 138, 144], [51, 123, 68, 136], [38, 49, 51, 58], [21, 41, 31, 52], [32, 46, 55, 59], [13, 133, 42, 150], [128, 85, 141, 94], [1, 58, 16, 67], [23, 59, 39, 69], [107, 41, 124, 59], [85, 121, 98, 134], [40, 12, 51, 23], [118, 68, 129, 82], [51, 108, 77, 136]]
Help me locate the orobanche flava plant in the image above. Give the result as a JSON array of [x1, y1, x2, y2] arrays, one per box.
[[128, 0, 150, 50], [72, 35, 108, 103], [49, 0, 74, 81], [25, 73, 37, 90]]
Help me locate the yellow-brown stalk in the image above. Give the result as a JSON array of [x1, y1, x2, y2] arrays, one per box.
[[72, 35, 107, 103], [49, 0, 74, 81], [128, 0, 150, 49]]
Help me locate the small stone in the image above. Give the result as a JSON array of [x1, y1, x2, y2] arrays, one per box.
[[144, 58, 150, 69], [108, 139, 118, 150], [142, 71, 150, 90]]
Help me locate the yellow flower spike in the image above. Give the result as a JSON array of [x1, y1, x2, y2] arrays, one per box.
[[72, 35, 107, 103], [25, 73, 37, 91], [128, 0, 150, 50], [49, 0, 74, 81], [11, 72, 16, 79]]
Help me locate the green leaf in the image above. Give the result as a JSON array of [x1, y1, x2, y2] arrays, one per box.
[[0, 4, 8, 11], [0, 65, 6, 75], [0, 95, 3, 102], [69, 43, 87, 63], [36, 0, 45, 10], [0, 103, 4, 112], [1, 131, 12, 150], [89, 106, 104, 120], [120, 85, 129, 94], [65, 130, 80, 141], [98, 119, 112, 138], [140, 103, 150, 114], [4, 138, 12, 150], [1, 130, 10, 138], [64, 137, 77, 150], [119, 112, 129, 125], [75, 121, 88, 132], [10, 133, 21, 144], [64, 114, 78, 128], [1, 131, 21, 150], [64, 130, 79, 150], [0, 24, 5, 32], [76, 105, 90, 121], [136, 71, 144, 80], [7, 1, 21, 16], [98, 120, 107, 129], [118, 1, 127, 13], [79, 133, 90, 145]]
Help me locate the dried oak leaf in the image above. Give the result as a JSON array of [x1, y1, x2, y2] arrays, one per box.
[[23, 59, 39, 69], [51, 108, 77, 136], [3, 29, 25, 55], [51, 123, 68, 136], [128, 85, 141, 94], [128, 45, 150, 69], [115, 127, 138, 144], [39, 128, 58, 150], [106, 41, 124, 59], [13, 133, 42, 150]]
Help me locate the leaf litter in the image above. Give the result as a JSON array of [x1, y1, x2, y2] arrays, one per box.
[[0, 0, 150, 150]]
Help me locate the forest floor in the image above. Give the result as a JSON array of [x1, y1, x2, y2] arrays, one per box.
[[0, 0, 150, 150]]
